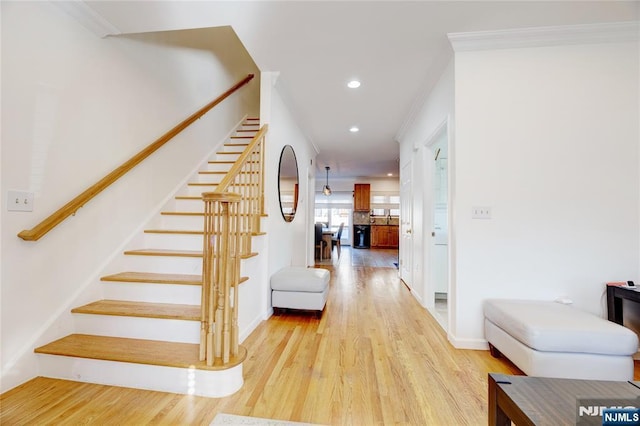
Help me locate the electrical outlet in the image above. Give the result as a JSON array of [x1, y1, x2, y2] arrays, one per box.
[[7, 190, 34, 212], [472, 206, 491, 219]]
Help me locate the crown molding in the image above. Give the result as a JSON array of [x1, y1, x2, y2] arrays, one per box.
[[448, 21, 639, 52], [54, 1, 121, 38]]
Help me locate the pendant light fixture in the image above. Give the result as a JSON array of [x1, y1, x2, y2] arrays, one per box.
[[322, 166, 332, 196]]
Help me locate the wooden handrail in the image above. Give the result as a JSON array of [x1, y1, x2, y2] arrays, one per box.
[[18, 74, 255, 241]]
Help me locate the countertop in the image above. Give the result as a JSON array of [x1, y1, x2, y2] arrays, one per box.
[[370, 217, 399, 226]]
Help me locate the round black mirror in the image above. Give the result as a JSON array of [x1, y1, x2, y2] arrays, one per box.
[[278, 145, 299, 222]]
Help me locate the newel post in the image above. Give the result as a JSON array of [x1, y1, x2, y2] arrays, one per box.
[[200, 192, 242, 366]]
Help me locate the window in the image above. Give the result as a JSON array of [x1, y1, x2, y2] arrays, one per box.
[[370, 192, 400, 216], [315, 191, 351, 243]]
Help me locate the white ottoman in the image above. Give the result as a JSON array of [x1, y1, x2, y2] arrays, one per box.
[[271, 267, 330, 315], [484, 299, 638, 381]]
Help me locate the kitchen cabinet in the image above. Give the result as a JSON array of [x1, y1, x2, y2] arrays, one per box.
[[371, 225, 399, 248], [353, 184, 370, 211]]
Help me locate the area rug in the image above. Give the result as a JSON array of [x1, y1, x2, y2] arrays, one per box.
[[211, 413, 321, 426]]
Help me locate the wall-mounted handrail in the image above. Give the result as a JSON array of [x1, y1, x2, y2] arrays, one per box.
[[18, 74, 255, 242]]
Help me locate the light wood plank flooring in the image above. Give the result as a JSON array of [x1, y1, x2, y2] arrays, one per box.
[[1, 247, 621, 425]]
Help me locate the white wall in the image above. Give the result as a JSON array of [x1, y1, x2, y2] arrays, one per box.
[[262, 73, 317, 277], [1, 2, 259, 390], [453, 40, 639, 348]]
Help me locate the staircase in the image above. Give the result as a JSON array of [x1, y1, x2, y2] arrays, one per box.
[[34, 118, 264, 398]]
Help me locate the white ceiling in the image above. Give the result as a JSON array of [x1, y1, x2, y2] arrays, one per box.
[[82, 1, 638, 178]]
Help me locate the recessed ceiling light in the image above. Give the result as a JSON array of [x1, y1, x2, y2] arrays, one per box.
[[349, 126, 359, 133], [387, 173, 393, 177], [347, 80, 361, 89]]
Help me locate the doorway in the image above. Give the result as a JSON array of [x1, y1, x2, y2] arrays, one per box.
[[426, 119, 450, 331], [400, 162, 413, 287]]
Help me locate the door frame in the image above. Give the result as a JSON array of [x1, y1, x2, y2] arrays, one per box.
[[423, 116, 452, 329], [399, 160, 413, 288]]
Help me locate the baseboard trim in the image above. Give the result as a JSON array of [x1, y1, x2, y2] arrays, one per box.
[[447, 335, 489, 351]]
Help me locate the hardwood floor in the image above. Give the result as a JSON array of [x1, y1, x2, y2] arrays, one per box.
[[0, 247, 529, 425]]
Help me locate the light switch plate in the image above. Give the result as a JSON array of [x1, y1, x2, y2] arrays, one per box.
[[7, 190, 34, 212], [472, 206, 491, 219]]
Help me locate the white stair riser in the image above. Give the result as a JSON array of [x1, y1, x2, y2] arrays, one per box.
[[195, 173, 224, 184], [174, 199, 205, 212], [102, 282, 201, 305], [73, 314, 200, 344], [221, 144, 249, 153], [160, 214, 205, 229], [120, 255, 202, 275], [143, 233, 204, 250], [37, 355, 243, 398], [214, 153, 240, 162], [186, 185, 219, 197], [205, 162, 233, 172]]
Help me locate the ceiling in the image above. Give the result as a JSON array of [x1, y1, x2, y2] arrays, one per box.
[[81, 1, 638, 179]]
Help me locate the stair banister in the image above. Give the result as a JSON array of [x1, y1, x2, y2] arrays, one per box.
[[18, 74, 255, 242], [200, 122, 267, 365]]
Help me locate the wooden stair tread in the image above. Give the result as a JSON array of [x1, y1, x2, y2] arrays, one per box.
[[101, 272, 202, 285], [160, 211, 260, 217], [200, 170, 258, 174], [176, 195, 261, 200], [71, 300, 200, 320], [124, 248, 258, 259], [124, 249, 202, 257], [144, 228, 263, 237], [35, 334, 246, 371], [144, 229, 204, 235], [161, 211, 204, 216], [208, 160, 257, 164], [188, 182, 254, 186]]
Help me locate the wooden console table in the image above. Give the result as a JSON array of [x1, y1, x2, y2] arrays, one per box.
[[607, 285, 640, 325], [488, 373, 640, 425]]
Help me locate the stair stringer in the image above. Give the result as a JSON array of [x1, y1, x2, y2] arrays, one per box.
[[38, 352, 243, 398]]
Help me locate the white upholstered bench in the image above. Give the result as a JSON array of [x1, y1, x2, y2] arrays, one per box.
[[484, 299, 638, 381], [271, 267, 330, 316]]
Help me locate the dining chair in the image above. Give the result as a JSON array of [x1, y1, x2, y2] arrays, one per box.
[[315, 223, 327, 261], [331, 222, 344, 258]]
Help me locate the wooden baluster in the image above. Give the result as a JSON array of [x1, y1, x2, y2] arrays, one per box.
[[199, 198, 211, 361], [233, 198, 241, 356], [210, 201, 223, 365], [214, 201, 228, 362]]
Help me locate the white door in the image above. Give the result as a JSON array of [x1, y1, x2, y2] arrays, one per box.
[[399, 161, 412, 286]]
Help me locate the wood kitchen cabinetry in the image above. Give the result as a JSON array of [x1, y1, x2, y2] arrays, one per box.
[[371, 225, 399, 248], [353, 184, 370, 211]]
